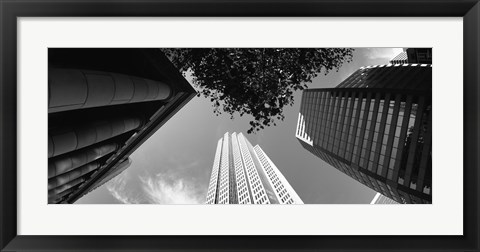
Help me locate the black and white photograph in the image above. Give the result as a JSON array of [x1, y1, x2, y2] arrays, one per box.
[[2, 1, 477, 250], [47, 48, 432, 205]]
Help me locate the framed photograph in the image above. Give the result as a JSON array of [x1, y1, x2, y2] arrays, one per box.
[[1, 0, 478, 251]]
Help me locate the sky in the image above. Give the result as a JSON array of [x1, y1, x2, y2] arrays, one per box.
[[76, 48, 404, 204]]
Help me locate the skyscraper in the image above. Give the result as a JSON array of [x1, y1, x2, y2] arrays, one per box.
[[48, 49, 196, 203], [296, 63, 432, 204], [389, 51, 408, 64], [406, 48, 432, 64], [370, 192, 399, 204], [206, 132, 303, 204], [390, 48, 432, 64]]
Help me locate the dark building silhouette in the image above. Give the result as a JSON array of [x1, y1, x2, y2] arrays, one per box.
[[296, 63, 432, 204], [406, 48, 432, 64], [48, 49, 196, 204], [390, 48, 432, 64]]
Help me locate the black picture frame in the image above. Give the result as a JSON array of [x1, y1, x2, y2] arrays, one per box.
[[1, 0, 478, 251]]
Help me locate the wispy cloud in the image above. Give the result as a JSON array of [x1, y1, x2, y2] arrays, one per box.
[[363, 48, 404, 61], [140, 172, 204, 204], [106, 135, 207, 204], [106, 171, 141, 204], [106, 165, 205, 204]]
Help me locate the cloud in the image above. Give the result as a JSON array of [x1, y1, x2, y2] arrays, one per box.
[[363, 48, 404, 61], [140, 172, 205, 204], [106, 171, 140, 204], [106, 148, 207, 204], [106, 169, 205, 204]]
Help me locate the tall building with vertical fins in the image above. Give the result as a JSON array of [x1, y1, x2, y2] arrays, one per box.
[[296, 63, 432, 204], [48, 49, 196, 203], [206, 132, 303, 204]]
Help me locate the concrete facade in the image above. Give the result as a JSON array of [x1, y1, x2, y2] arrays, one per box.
[[48, 49, 196, 203]]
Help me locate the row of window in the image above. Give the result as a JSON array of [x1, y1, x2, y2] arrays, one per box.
[[301, 94, 405, 132], [253, 146, 294, 204], [217, 135, 231, 203], [237, 135, 269, 204], [205, 140, 224, 203], [300, 93, 420, 177], [231, 135, 252, 204], [309, 145, 403, 203]]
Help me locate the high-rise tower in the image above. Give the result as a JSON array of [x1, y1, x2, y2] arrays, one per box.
[[390, 48, 432, 64], [206, 132, 303, 204], [370, 193, 399, 204], [48, 49, 196, 203], [296, 63, 432, 204]]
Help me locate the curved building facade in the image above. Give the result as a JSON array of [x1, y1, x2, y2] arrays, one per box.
[[48, 49, 196, 203]]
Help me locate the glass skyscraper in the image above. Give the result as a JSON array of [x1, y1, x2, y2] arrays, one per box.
[[296, 63, 432, 204], [206, 132, 303, 204]]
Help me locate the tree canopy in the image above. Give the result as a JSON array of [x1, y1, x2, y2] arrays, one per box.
[[162, 48, 354, 133]]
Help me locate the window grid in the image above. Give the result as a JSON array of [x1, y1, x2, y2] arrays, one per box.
[[231, 133, 251, 204], [254, 146, 295, 204], [218, 133, 230, 204], [237, 134, 270, 204], [206, 139, 223, 204]]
